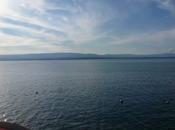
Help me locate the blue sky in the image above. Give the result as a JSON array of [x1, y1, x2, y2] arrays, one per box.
[[0, 0, 175, 54]]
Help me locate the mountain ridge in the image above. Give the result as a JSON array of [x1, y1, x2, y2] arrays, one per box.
[[0, 53, 175, 61]]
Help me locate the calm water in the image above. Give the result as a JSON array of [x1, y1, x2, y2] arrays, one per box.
[[0, 59, 175, 130]]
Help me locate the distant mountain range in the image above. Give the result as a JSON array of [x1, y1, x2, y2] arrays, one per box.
[[0, 53, 175, 61]]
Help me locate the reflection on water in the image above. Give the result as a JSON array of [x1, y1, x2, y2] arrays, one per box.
[[0, 59, 175, 130]]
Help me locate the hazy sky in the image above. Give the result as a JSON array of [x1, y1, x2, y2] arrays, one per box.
[[0, 0, 175, 54]]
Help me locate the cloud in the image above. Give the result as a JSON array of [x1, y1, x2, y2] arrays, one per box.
[[155, 0, 175, 14], [0, 31, 70, 54], [0, 0, 118, 47], [0, 17, 65, 37], [112, 28, 175, 45], [0, 0, 175, 54]]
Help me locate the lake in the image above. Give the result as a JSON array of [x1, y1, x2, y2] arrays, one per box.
[[0, 59, 175, 130]]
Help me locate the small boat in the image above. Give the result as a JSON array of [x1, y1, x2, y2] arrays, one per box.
[[0, 122, 29, 130]]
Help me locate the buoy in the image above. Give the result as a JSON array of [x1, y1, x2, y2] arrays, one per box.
[[165, 100, 169, 104], [35, 91, 38, 95], [120, 99, 124, 104], [2, 114, 5, 118]]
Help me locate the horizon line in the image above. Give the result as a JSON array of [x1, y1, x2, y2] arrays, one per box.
[[0, 52, 175, 56]]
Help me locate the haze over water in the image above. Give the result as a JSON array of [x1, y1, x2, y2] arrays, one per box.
[[0, 59, 175, 130]]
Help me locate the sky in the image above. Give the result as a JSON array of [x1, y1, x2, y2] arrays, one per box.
[[0, 0, 175, 54]]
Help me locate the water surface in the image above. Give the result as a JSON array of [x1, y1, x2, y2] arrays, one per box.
[[0, 59, 175, 130]]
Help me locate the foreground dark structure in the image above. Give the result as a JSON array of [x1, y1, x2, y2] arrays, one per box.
[[0, 122, 29, 130]]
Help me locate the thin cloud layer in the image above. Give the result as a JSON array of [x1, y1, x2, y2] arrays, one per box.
[[0, 0, 175, 54]]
